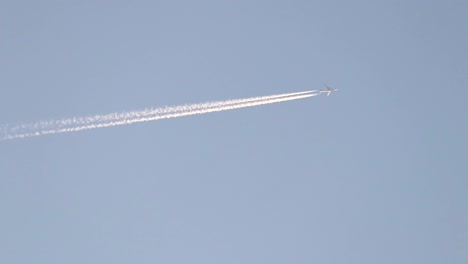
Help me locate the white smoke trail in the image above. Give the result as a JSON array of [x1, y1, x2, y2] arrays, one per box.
[[3, 90, 317, 137], [26, 90, 317, 129], [1, 91, 317, 141]]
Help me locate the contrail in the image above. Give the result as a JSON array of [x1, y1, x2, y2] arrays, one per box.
[[6, 90, 315, 131], [0, 90, 318, 141]]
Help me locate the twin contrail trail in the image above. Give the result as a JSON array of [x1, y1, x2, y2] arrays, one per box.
[[0, 90, 318, 141]]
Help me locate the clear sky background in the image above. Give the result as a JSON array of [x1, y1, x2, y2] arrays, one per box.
[[0, 1, 466, 263]]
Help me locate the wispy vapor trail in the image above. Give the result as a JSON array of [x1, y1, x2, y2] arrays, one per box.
[[0, 90, 317, 141]]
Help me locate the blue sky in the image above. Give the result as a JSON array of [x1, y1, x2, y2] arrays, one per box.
[[0, 1, 467, 263]]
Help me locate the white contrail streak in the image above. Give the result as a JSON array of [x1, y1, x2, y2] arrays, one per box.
[[6, 90, 316, 133], [0, 90, 317, 141]]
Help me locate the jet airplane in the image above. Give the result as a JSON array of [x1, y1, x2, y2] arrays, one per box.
[[319, 85, 338, 96]]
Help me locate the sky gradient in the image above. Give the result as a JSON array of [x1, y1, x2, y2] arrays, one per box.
[[1, 1, 467, 263]]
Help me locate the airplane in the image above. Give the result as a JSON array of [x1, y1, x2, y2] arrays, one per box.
[[319, 84, 338, 96]]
